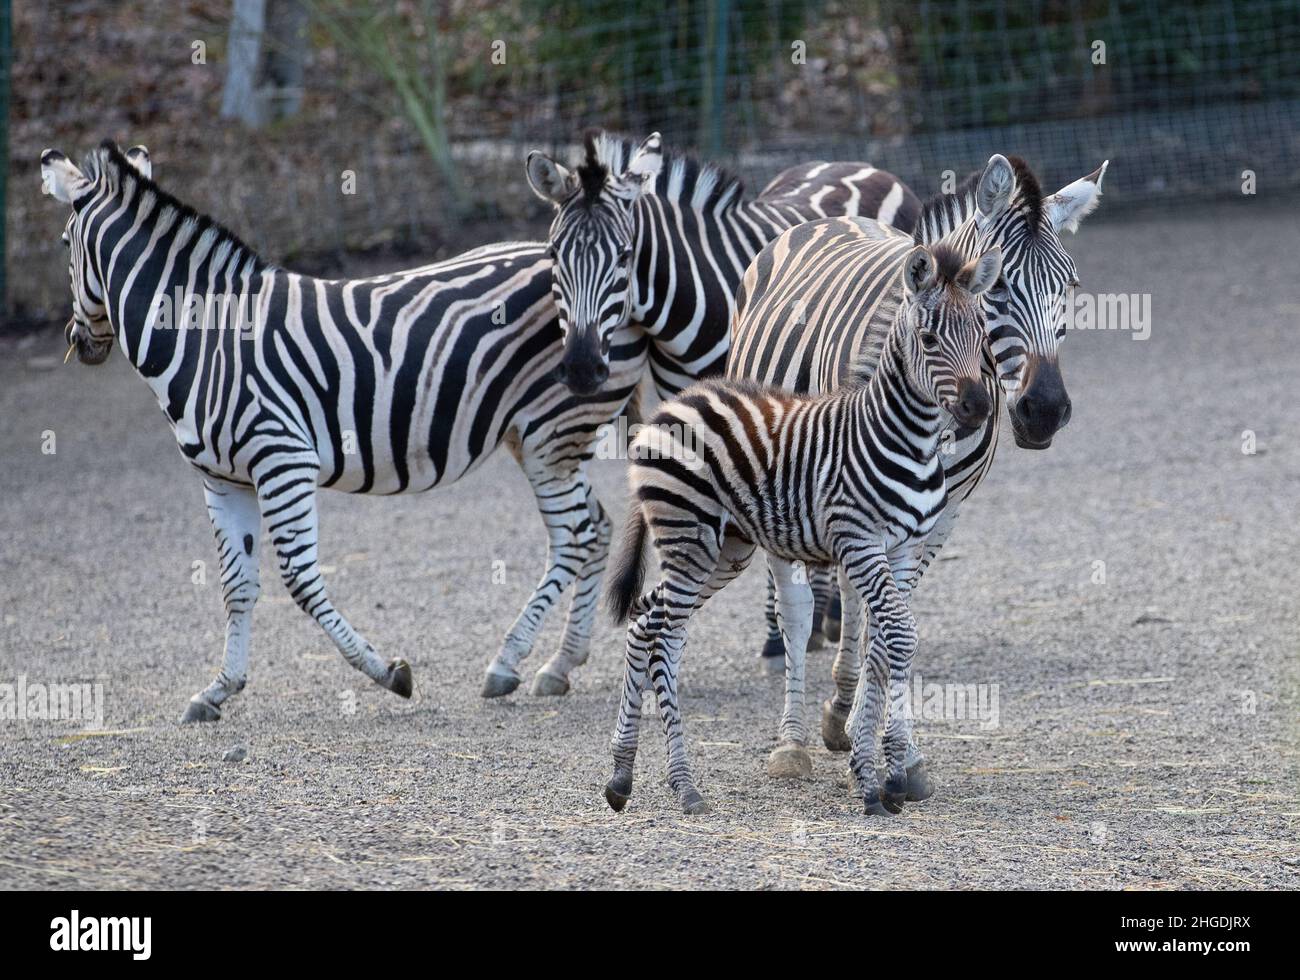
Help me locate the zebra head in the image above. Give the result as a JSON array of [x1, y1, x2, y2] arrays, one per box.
[[526, 131, 663, 395], [900, 244, 1002, 430], [929, 154, 1108, 449], [40, 143, 153, 366]]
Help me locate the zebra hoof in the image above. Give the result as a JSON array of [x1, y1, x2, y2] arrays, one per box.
[[881, 773, 908, 814], [863, 795, 898, 818], [529, 670, 570, 697], [180, 697, 221, 724], [759, 634, 784, 662], [384, 659, 413, 699], [905, 760, 935, 802], [480, 668, 521, 699], [820, 700, 851, 752], [605, 774, 633, 812], [767, 741, 813, 780], [806, 628, 826, 651], [680, 789, 710, 816]]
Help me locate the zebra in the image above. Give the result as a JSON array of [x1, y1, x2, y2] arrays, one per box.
[[523, 130, 919, 397], [524, 129, 920, 651], [603, 242, 1002, 816], [40, 139, 647, 719], [727, 153, 1107, 789]]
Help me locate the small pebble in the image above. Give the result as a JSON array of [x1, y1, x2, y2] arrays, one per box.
[[223, 745, 248, 763]]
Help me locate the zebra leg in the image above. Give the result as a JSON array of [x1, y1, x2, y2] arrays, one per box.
[[821, 566, 862, 751], [482, 467, 594, 698], [181, 481, 263, 723], [530, 487, 612, 696], [766, 556, 816, 780], [822, 578, 843, 645], [605, 588, 659, 813], [808, 565, 830, 650], [262, 474, 411, 700], [759, 570, 784, 672], [841, 550, 914, 816]]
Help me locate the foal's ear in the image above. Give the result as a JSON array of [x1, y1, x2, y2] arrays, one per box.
[[902, 245, 938, 295], [958, 247, 1002, 296], [525, 150, 578, 206], [40, 149, 91, 204], [125, 145, 152, 180]]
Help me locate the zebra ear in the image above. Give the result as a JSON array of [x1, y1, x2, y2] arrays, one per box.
[[959, 247, 1002, 296], [976, 154, 1015, 221], [525, 150, 578, 206], [40, 149, 91, 204], [1046, 161, 1108, 234], [625, 132, 662, 183], [902, 246, 938, 295], [125, 145, 152, 180]]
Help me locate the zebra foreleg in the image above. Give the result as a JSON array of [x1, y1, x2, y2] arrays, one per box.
[[181, 481, 263, 723], [262, 475, 411, 701], [821, 566, 862, 752], [530, 488, 612, 696], [767, 556, 816, 780], [483, 469, 593, 698]]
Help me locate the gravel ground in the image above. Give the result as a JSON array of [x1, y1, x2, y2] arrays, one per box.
[[1, 201, 1298, 890]]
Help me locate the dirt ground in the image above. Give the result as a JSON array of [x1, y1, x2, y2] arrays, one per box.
[[1, 200, 1297, 890]]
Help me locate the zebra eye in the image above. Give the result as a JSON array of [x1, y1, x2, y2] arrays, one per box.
[[920, 331, 939, 349], [61, 234, 70, 249], [546, 244, 558, 260], [618, 244, 633, 261]]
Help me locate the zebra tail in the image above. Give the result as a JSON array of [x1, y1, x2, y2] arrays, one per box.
[[607, 505, 649, 623]]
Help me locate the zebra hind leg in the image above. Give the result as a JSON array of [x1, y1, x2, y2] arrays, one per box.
[[606, 590, 659, 812], [759, 570, 784, 672], [181, 481, 263, 723], [261, 473, 411, 701]]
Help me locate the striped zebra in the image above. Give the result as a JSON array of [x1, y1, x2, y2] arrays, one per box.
[[728, 154, 1107, 789], [523, 130, 920, 397], [524, 129, 919, 651], [603, 243, 1002, 816], [40, 140, 647, 720]]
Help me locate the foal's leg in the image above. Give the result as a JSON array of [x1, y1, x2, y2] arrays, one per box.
[[759, 570, 785, 671], [766, 556, 816, 779], [259, 468, 410, 699], [840, 548, 915, 816], [181, 480, 263, 723]]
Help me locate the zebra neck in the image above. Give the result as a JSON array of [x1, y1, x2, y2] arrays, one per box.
[[859, 326, 944, 464], [629, 193, 790, 336]]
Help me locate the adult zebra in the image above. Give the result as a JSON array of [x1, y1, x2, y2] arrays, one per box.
[[523, 130, 920, 397], [524, 129, 920, 653], [728, 153, 1107, 786], [41, 140, 646, 719]]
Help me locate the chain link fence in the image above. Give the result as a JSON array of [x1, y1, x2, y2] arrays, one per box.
[[6, 0, 1298, 324]]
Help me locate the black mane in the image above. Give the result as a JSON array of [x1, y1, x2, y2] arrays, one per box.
[[86, 139, 270, 272], [914, 154, 1045, 241], [575, 128, 745, 211]]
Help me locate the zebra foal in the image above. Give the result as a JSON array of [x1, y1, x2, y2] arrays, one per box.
[[603, 242, 1002, 816]]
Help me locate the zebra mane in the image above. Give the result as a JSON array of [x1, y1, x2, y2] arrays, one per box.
[[913, 155, 1044, 245], [83, 140, 270, 273], [579, 129, 745, 211]]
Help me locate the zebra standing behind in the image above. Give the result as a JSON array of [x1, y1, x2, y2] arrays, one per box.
[[728, 154, 1106, 789], [523, 130, 919, 396], [41, 141, 646, 719], [524, 129, 920, 652], [603, 242, 1002, 817]]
